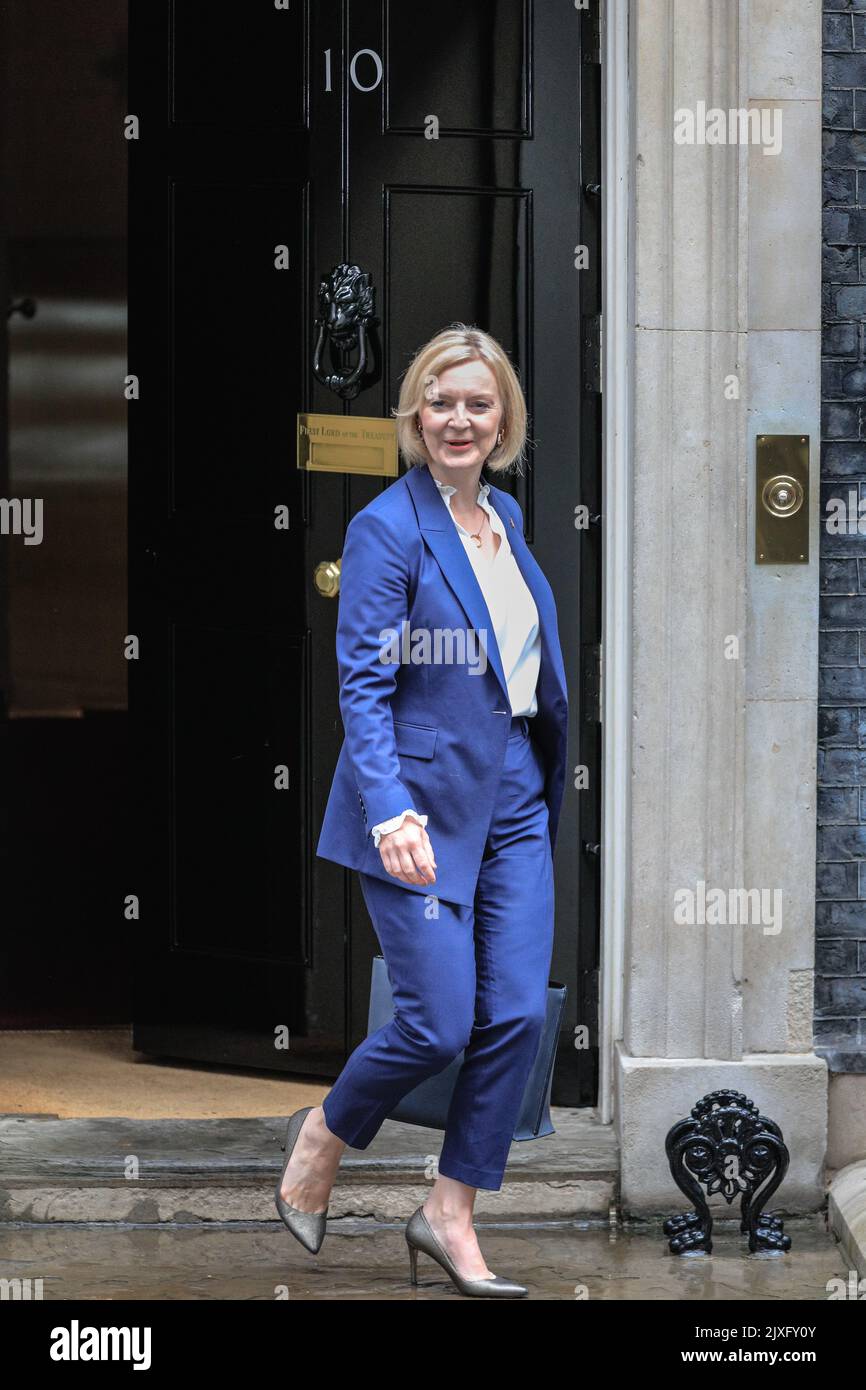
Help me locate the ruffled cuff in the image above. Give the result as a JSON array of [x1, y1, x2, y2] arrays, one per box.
[[370, 809, 428, 849]]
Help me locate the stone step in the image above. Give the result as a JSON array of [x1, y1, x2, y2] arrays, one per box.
[[0, 1107, 618, 1224]]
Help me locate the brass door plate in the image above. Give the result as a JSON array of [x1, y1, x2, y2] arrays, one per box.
[[755, 434, 809, 564], [297, 413, 398, 476]]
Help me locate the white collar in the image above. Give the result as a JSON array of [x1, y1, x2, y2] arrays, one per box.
[[432, 473, 507, 548], [432, 476, 491, 502]]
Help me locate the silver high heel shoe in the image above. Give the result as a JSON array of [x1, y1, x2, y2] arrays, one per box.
[[274, 1106, 328, 1254], [405, 1205, 528, 1298]]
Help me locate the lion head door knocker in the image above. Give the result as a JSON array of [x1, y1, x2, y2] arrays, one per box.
[[312, 263, 379, 401]]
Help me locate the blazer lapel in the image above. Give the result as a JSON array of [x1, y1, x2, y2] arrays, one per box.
[[405, 463, 510, 707], [487, 490, 569, 713]]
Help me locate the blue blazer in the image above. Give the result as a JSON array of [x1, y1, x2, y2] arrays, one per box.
[[315, 461, 569, 908]]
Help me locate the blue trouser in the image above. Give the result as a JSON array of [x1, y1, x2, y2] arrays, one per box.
[[322, 715, 555, 1191]]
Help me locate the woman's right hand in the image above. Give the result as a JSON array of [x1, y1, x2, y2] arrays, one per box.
[[378, 820, 437, 886]]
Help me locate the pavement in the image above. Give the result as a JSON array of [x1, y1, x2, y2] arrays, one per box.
[[0, 1215, 849, 1300], [0, 1029, 857, 1301]]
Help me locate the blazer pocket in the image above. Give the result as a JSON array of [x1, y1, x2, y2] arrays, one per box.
[[393, 719, 438, 760]]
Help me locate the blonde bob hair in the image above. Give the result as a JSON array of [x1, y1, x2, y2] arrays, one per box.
[[393, 324, 528, 474]]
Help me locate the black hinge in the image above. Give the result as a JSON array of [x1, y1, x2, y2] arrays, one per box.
[[581, 967, 600, 1043], [582, 642, 603, 723], [583, 2, 601, 64], [583, 314, 602, 394]]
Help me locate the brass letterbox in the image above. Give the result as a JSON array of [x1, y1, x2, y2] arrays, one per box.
[[297, 413, 398, 477]]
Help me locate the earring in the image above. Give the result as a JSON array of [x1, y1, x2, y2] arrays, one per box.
[[496, 430, 504, 447], [416, 420, 424, 436]]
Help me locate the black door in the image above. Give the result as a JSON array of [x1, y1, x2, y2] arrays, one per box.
[[130, 0, 601, 1105]]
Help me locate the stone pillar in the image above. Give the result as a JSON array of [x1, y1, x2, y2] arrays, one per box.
[[616, 0, 827, 1214]]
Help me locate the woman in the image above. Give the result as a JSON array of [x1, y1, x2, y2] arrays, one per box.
[[275, 324, 569, 1297]]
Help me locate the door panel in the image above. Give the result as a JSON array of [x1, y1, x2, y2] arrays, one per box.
[[131, 0, 601, 1104]]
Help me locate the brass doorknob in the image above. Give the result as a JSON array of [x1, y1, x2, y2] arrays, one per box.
[[314, 557, 341, 597]]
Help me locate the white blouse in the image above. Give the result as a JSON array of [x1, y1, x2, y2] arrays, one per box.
[[370, 475, 541, 848]]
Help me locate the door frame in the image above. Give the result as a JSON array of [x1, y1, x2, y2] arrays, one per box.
[[599, 0, 632, 1125]]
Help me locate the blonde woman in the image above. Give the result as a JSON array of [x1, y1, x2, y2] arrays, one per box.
[[276, 324, 568, 1297]]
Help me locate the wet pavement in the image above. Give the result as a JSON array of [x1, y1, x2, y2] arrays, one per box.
[[0, 1214, 849, 1300]]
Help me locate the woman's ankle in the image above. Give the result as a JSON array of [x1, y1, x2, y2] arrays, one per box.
[[423, 1198, 474, 1233]]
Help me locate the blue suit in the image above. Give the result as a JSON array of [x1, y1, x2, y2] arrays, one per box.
[[315, 462, 570, 1192], [316, 461, 569, 908]]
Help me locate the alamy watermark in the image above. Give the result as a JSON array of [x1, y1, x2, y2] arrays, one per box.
[[674, 102, 782, 156], [825, 490, 866, 534], [378, 621, 488, 675], [0, 497, 43, 544], [674, 879, 783, 935]]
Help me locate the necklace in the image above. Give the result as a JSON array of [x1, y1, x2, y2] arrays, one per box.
[[468, 508, 488, 549]]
